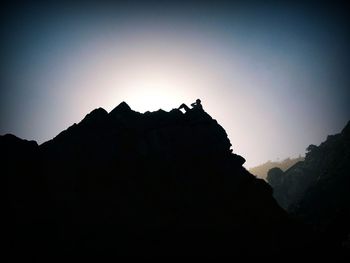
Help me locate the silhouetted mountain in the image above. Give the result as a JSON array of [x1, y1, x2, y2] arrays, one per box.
[[267, 121, 350, 252], [249, 156, 304, 180], [3, 102, 318, 257]]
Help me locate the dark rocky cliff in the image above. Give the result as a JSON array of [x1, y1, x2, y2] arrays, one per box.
[[3, 102, 314, 256], [267, 121, 350, 253]]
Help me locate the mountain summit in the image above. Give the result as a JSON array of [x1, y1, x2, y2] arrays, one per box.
[[3, 103, 314, 256]]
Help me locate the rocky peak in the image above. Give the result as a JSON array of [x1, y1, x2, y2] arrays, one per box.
[[3, 102, 316, 256], [110, 101, 132, 115]]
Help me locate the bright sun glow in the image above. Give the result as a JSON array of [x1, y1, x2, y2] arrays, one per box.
[[113, 66, 201, 112], [120, 82, 184, 112], [72, 32, 219, 113]]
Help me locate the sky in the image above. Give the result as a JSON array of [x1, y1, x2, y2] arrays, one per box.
[[1, 0, 349, 168]]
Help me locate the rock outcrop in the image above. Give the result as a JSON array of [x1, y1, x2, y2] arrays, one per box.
[[3, 102, 314, 256], [249, 157, 304, 180], [267, 121, 350, 253]]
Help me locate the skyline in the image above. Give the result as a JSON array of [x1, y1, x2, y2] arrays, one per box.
[[1, 0, 349, 167]]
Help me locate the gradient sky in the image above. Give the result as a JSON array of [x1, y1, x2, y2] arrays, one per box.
[[1, 0, 349, 168]]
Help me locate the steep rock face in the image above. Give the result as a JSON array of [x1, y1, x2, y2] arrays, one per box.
[[267, 161, 312, 209], [3, 103, 312, 256], [267, 121, 350, 251]]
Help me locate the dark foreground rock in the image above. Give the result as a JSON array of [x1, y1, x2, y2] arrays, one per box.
[[3, 103, 319, 257]]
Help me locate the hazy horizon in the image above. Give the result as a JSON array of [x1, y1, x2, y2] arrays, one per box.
[[1, 0, 349, 167]]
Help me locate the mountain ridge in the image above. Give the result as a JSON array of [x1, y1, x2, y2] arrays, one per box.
[[3, 102, 317, 256], [249, 156, 305, 180]]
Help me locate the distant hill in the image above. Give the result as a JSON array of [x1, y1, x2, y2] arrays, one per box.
[[249, 156, 304, 180]]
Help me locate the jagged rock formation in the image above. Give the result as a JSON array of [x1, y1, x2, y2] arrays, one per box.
[[3, 102, 315, 256], [249, 157, 304, 180], [267, 121, 350, 252], [266, 161, 308, 209]]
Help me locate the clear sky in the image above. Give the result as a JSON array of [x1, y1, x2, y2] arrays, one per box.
[[1, 0, 349, 168]]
